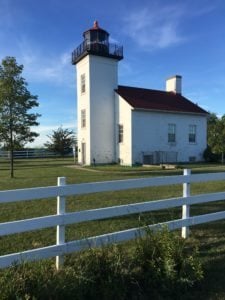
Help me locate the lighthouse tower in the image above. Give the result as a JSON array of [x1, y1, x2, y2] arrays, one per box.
[[72, 21, 123, 165]]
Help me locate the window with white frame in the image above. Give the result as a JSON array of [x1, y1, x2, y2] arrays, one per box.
[[118, 124, 123, 143], [168, 124, 176, 143], [81, 109, 86, 128], [81, 74, 86, 94], [189, 125, 196, 143]]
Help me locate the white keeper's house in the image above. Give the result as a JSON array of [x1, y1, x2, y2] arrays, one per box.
[[72, 21, 208, 166]]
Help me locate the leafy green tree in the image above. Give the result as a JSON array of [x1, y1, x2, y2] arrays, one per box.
[[207, 113, 225, 163], [0, 56, 40, 177], [44, 127, 76, 156]]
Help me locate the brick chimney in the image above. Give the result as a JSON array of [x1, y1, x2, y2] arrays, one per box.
[[166, 75, 182, 94]]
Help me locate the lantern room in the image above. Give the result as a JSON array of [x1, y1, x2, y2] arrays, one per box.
[[72, 21, 123, 64]]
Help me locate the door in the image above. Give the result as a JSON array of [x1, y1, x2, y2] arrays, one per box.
[[81, 143, 86, 165]]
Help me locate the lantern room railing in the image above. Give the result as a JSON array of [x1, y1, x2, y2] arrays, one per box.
[[72, 40, 123, 64]]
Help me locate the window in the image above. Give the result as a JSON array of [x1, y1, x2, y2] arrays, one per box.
[[81, 109, 86, 128], [81, 74, 85, 94], [118, 124, 123, 143], [189, 125, 196, 143], [168, 124, 176, 143]]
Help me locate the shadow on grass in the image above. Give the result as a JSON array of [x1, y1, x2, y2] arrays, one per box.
[[190, 254, 225, 300], [186, 221, 225, 299]]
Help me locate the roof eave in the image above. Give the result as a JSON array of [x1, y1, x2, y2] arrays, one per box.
[[132, 107, 208, 116]]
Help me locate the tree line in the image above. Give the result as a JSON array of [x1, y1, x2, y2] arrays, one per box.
[[0, 56, 76, 178], [205, 113, 225, 163]]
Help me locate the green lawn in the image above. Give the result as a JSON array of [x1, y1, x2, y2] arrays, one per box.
[[0, 158, 225, 299]]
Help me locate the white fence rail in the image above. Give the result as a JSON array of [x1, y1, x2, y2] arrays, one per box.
[[0, 169, 225, 269], [0, 149, 73, 158]]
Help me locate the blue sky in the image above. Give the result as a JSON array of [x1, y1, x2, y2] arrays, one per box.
[[0, 0, 225, 147]]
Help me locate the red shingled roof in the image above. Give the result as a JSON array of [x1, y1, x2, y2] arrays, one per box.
[[115, 85, 208, 115]]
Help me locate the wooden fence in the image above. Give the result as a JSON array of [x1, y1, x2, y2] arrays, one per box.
[[1, 169, 225, 269]]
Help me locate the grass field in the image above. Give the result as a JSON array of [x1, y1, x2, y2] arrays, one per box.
[[0, 158, 225, 299]]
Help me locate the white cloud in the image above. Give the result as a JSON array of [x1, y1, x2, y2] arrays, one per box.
[[14, 36, 74, 87], [34, 52, 72, 83], [24, 52, 73, 86], [34, 123, 76, 134], [122, 4, 186, 50], [122, 1, 219, 51], [109, 36, 119, 44]]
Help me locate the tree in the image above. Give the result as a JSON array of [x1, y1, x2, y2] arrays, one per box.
[[44, 127, 76, 156], [0, 56, 40, 177], [207, 113, 225, 163]]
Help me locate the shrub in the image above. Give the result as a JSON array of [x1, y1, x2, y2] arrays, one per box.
[[71, 244, 130, 300], [203, 146, 219, 162], [0, 228, 203, 300], [131, 228, 203, 299], [0, 261, 74, 299]]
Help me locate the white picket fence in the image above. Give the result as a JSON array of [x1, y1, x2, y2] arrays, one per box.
[[1, 169, 225, 270]]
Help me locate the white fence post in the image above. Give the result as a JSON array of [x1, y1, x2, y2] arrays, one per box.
[[56, 177, 66, 270], [182, 169, 191, 238]]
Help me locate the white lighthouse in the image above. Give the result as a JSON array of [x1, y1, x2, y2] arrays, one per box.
[[72, 21, 207, 166], [72, 21, 123, 165]]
